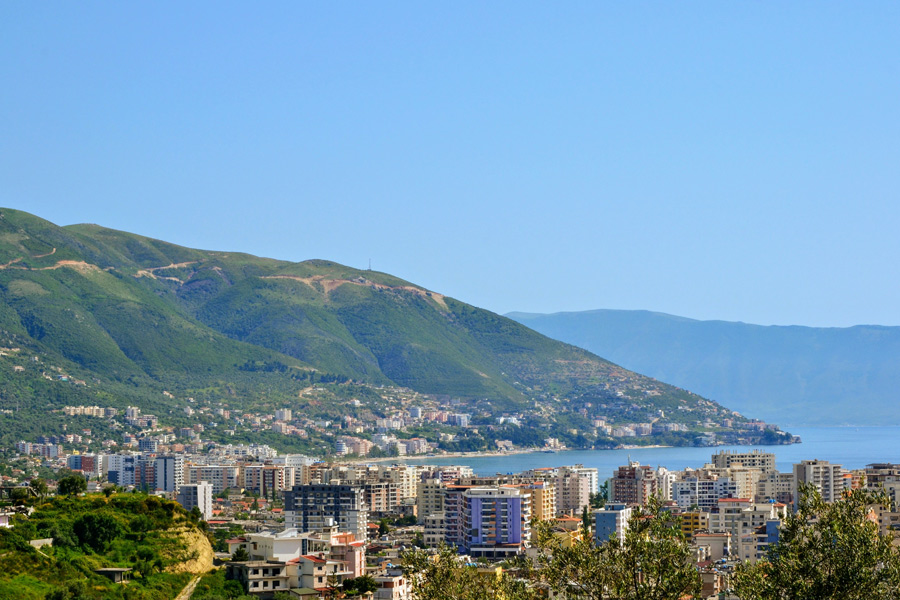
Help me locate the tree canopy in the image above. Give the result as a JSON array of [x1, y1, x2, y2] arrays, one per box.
[[343, 575, 379, 597], [401, 544, 537, 600], [231, 546, 250, 562], [535, 496, 701, 600], [733, 484, 900, 600], [72, 511, 121, 553], [58, 475, 87, 496]]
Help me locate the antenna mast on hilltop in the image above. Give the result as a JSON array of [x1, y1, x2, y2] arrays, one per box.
[[368, 258, 372, 271]]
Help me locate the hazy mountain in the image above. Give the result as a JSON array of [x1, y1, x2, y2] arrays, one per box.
[[0, 208, 776, 446], [508, 309, 900, 425]]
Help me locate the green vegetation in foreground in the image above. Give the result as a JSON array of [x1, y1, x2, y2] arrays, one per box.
[[0, 491, 210, 600], [401, 496, 700, 600], [733, 485, 900, 600], [401, 486, 900, 600], [190, 570, 254, 600]]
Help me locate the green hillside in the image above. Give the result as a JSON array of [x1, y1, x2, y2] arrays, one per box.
[[0, 491, 212, 600], [0, 208, 781, 447]]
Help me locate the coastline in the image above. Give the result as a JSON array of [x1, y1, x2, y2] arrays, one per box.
[[345, 447, 541, 465], [343, 444, 674, 465], [615, 444, 673, 450], [325, 427, 900, 475]]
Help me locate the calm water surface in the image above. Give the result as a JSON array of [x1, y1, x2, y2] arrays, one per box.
[[391, 426, 900, 478]]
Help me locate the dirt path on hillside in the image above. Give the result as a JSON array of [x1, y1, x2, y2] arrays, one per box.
[[35, 260, 102, 273], [134, 261, 200, 284], [145, 261, 198, 272], [0, 255, 102, 274], [174, 575, 202, 600], [0, 257, 23, 270], [261, 274, 449, 309]]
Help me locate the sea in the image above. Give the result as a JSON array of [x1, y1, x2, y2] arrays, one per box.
[[388, 426, 900, 478]]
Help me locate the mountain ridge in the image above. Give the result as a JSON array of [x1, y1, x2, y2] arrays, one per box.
[[508, 309, 900, 426], [0, 208, 787, 450]]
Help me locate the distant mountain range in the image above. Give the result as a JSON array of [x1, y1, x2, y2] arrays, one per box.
[[0, 208, 774, 447], [508, 309, 900, 425]]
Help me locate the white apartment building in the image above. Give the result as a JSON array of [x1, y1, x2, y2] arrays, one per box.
[[379, 465, 418, 500], [106, 454, 137, 487], [424, 513, 445, 548], [656, 467, 677, 502], [176, 481, 214, 520], [417, 478, 445, 524], [155, 455, 185, 492], [185, 464, 241, 493], [556, 466, 599, 515], [755, 470, 795, 504], [793, 460, 844, 505], [708, 498, 787, 561], [711, 450, 776, 473], [672, 475, 739, 510], [243, 464, 296, 498]]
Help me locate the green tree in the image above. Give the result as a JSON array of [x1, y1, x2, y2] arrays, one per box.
[[401, 544, 538, 600], [58, 475, 87, 496], [8, 487, 29, 503], [733, 485, 900, 600], [343, 575, 379, 597], [590, 487, 607, 509], [231, 546, 250, 561], [45, 580, 90, 600], [50, 521, 78, 548], [72, 512, 121, 552], [133, 546, 164, 578], [29, 477, 48, 500], [581, 505, 593, 536], [536, 496, 701, 600]]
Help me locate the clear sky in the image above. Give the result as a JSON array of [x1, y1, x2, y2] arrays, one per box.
[[2, 3, 899, 327]]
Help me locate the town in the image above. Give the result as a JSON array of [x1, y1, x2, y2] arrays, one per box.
[[3, 412, 896, 600]]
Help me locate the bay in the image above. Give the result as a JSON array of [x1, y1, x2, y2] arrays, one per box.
[[389, 426, 900, 478]]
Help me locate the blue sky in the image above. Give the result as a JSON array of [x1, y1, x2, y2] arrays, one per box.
[[2, 3, 899, 327]]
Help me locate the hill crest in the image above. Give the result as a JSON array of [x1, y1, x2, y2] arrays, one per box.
[[0, 208, 788, 450]]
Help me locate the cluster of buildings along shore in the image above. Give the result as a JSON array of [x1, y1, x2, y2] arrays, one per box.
[[7, 435, 900, 599], [23, 396, 787, 465]]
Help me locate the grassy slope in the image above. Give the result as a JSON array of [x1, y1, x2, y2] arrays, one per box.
[[0, 493, 206, 600], [0, 211, 308, 380]]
